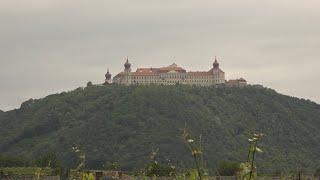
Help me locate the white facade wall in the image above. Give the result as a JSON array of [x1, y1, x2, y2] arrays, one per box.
[[116, 71, 225, 86]]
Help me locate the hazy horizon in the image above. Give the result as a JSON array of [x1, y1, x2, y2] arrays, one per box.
[[1, 0, 320, 111]]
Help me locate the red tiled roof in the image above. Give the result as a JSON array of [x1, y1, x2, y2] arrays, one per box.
[[158, 63, 186, 73], [208, 68, 225, 74], [113, 64, 226, 77], [227, 78, 247, 86], [113, 72, 124, 78], [133, 64, 186, 74], [228, 78, 246, 82], [159, 67, 186, 71], [188, 71, 211, 76], [136, 68, 159, 71], [132, 72, 157, 75], [228, 80, 239, 83], [133, 68, 160, 75]]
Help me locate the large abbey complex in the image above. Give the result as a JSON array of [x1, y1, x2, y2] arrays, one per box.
[[104, 58, 247, 87]]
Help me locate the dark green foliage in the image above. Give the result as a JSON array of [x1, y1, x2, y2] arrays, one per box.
[[104, 161, 120, 171], [0, 85, 319, 172], [35, 151, 61, 169], [217, 161, 240, 176], [0, 155, 30, 167], [145, 162, 176, 177], [143, 149, 176, 177]]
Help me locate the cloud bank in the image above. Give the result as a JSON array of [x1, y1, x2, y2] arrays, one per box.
[[1, 0, 320, 110]]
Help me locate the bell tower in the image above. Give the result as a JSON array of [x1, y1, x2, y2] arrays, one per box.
[[123, 57, 132, 85], [213, 56, 219, 69], [124, 57, 131, 73]]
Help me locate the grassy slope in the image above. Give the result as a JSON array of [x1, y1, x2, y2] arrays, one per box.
[[0, 85, 319, 172]]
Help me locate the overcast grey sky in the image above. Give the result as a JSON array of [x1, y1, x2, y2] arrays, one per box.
[[1, 0, 320, 111]]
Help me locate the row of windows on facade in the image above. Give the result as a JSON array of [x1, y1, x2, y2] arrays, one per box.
[[130, 75, 223, 80], [130, 79, 224, 83]]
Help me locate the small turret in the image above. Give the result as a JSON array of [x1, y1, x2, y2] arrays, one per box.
[[105, 69, 111, 80], [213, 56, 219, 69], [104, 68, 112, 84]]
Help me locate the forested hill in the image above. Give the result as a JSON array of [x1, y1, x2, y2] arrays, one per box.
[[0, 85, 319, 172]]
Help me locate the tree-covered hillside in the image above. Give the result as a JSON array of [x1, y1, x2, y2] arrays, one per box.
[[0, 110, 4, 118], [0, 85, 319, 172]]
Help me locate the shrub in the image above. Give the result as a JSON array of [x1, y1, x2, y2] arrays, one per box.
[[217, 161, 240, 176]]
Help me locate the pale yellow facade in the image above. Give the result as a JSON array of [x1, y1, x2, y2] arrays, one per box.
[[110, 59, 226, 86]]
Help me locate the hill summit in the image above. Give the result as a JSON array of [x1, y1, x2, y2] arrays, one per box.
[[0, 85, 319, 172]]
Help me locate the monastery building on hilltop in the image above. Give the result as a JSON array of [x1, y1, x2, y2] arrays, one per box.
[[104, 57, 246, 87]]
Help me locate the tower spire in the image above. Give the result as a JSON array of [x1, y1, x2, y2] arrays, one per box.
[[213, 56, 219, 68], [124, 57, 131, 72]]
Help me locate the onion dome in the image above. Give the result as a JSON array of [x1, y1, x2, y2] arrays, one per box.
[[105, 69, 111, 80], [124, 58, 131, 69], [213, 56, 219, 68]]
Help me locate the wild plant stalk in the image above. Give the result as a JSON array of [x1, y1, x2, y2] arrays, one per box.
[[71, 146, 92, 180], [182, 127, 204, 180], [72, 146, 86, 172], [146, 148, 158, 178], [248, 139, 257, 180], [34, 160, 51, 180], [244, 133, 264, 180], [246, 141, 252, 163], [199, 134, 204, 172]]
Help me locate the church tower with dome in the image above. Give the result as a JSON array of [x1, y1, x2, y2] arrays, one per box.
[[124, 58, 131, 73]]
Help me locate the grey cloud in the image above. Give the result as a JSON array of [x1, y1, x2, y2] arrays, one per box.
[[1, 0, 320, 111]]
